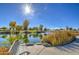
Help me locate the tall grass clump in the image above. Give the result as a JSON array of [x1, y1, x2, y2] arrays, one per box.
[[0, 47, 9, 55], [42, 30, 76, 46]]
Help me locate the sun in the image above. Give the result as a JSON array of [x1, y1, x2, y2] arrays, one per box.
[[24, 4, 33, 15], [25, 5, 31, 14]]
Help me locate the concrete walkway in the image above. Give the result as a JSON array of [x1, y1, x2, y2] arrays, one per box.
[[16, 37, 79, 55]]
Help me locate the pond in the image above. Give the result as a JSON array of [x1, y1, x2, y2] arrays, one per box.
[[28, 36, 41, 44], [27, 32, 48, 44], [0, 32, 48, 46], [0, 35, 11, 48]]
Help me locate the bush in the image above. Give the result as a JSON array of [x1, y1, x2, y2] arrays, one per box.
[[2, 35, 7, 38], [8, 36, 17, 44], [0, 47, 9, 52], [23, 35, 29, 43], [0, 47, 9, 55], [42, 30, 76, 46]]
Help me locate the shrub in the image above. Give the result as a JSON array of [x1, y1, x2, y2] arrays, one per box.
[[8, 36, 17, 44], [42, 30, 76, 46], [2, 35, 7, 38], [0, 47, 9, 52], [23, 35, 29, 43], [0, 47, 9, 55]]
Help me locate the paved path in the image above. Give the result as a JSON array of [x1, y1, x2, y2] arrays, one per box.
[[16, 37, 79, 55]]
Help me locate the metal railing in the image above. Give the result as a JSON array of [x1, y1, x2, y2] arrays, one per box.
[[8, 40, 20, 55]]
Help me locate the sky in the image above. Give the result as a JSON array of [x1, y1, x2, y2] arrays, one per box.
[[0, 3, 79, 29]]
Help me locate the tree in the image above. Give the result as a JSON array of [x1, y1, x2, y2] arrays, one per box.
[[69, 27, 73, 30], [39, 24, 43, 31], [16, 25, 22, 32], [28, 27, 32, 30], [44, 28, 48, 31], [66, 26, 69, 30], [78, 28, 79, 30], [9, 21, 16, 35], [0, 27, 7, 31], [9, 21, 16, 30], [23, 20, 29, 30], [33, 27, 38, 30]]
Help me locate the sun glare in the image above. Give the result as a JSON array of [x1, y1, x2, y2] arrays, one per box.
[[24, 4, 33, 15]]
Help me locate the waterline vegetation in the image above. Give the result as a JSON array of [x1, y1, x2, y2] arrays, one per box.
[[42, 30, 76, 46], [0, 19, 79, 54]]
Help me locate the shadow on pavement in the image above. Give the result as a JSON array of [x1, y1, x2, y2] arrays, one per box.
[[19, 51, 30, 55], [56, 38, 79, 53]]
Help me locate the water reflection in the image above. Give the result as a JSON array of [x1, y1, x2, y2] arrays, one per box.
[[0, 32, 48, 47], [26, 32, 49, 44], [0, 37, 11, 48], [28, 33, 42, 44]]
